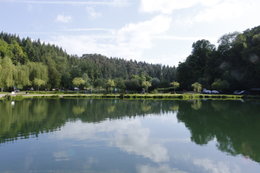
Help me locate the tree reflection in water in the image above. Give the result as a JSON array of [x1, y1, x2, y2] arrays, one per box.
[[0, 99, 259, 163]]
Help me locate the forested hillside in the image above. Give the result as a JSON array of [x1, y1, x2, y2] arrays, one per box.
[[177, 25, 260, 91], [0, 25, 259, 92], [0, 33, 176, 91]]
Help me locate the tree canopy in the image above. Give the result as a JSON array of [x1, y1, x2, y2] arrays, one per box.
[[0, 32, 176, 91], [0, 25, 259, 92], [177, 25, 260, 91]]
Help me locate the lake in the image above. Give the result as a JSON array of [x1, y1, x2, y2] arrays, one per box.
[[0, 99, 260, 173]]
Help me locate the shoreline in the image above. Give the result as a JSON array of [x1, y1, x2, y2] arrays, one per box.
[[0, 93, 248, 101]]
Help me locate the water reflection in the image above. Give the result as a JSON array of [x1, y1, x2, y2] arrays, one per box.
[[137, 164, 186, 173], [192, 158, 241, 173], [0, 99, 260, 172], [177, 100, 260, 162], [54, 119, 169, 163], [0, 99, 172, 144]]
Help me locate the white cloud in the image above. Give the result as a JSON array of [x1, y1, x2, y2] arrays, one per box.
[[53, 119, 169, 163], [26, 4, 33, 12], [153, 35, 216, 41], [140, 0, 221, 14], [33, 0, 259, 66], [86, 7, 102, 18], [64, 28, 114, 32], [140, 0, 260, 27], [137, 164, 187, 173], [193, 158, 241, 173], [50, 15, 172, 61], [113, 123, 169, 163], [11, 0, 129, 7], [117, 15, 172, 48], [193, 0, 260, 23], [53, 151, 70, 161], [55, 14, 72, 23], [110, 0, 129, 7], [49, 34, 116, 56]]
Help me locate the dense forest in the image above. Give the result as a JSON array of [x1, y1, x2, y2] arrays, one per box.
[[0, 25, 259, 92], [0, 32, 175, 92], [177, 25, 260, 91]]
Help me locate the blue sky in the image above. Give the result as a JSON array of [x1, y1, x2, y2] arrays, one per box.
[[0, 0, 259, 66]]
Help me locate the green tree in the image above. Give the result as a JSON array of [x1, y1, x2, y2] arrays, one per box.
[[14, 64, 31, 89], [10, 40, 28, 64], [211, 79, 230, 91], [94, 78, 106, 89], [0, 40, 12, 58], [177, 39, 215, 89], [72, 77, 85, 89], [46, 56, 61, 88], [170, 81, 180, 93], [106, 79, 115, 93], [27, 62, 49, 87], [82, 73, 91, 89], [151, 78, 160, 89], [142, 81, 151, 93], [115, 78, 126, 92], [0, 57, 15, 90], [34, 78, 46, 90], [0, 63, 2, 91], [125, 79, 140, 91], [192, 82, 202, 93], [177, 62, 193, 89], [218, 32, 240, 52]]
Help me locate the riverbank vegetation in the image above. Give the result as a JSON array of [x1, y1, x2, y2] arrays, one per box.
[[0, 25, 259, 93], [0, 93, 244, 101]]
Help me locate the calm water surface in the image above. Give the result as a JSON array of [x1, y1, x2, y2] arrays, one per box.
[[0, 99, 260, 173]]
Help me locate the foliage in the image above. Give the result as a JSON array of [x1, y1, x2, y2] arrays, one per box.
[[211, 79, 230, 91], [33, 78, 46, 90], [142, 81, 151, 92], [115, 78, 126, 91], [0, 32, 176, 91], [0, 25, 260, 92], [125, 79, 141, 91], [170, 81, 180, 93], [72, 77, 85, 88], [82, 73, 91, 88], [151, 78, 160, 89], [94, 78, 106, 89], [106, 79, 115, 92], [106, 79, 115, 88], [14, 64, 31, 89], [192, 82, 202, 93], [0, 57, 15, 89], [177, 25, 260, 91]]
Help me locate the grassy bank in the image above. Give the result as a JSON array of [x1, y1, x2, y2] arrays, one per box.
[[0, 93, 245, 101], [122, 93, 243, 100]]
